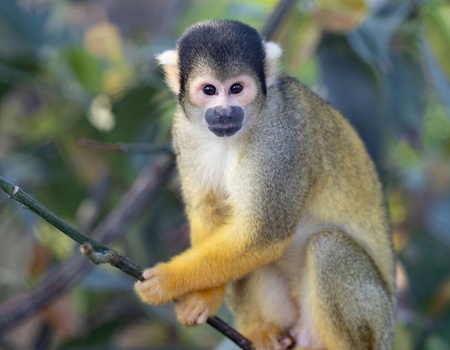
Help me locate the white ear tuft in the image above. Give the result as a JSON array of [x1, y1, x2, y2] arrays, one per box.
[[156, 50, 178, 66], [264, 42, 282, 88], [265, 42, 283, 61], [156, 49, 180, 95]]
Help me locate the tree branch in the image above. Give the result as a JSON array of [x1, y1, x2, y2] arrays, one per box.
[[0, 176, 107, 253], [80, 243, 253, 350], [0, 156, 174, 331], [0, 157, 252, 350], [75, 137, 173, 155], [260, 0, 298, 40]]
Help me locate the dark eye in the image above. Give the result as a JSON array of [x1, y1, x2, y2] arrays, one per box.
[[202, 85, 216, 96], [230, 83, 243, 94]]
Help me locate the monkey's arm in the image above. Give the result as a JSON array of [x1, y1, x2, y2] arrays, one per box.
[[135, 215, 293, 305]]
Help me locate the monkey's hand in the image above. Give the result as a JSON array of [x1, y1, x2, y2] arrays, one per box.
[[175, 285, 225, 326], [135, 264, 175, 305]]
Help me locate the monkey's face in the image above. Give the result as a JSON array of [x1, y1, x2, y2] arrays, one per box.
[[187, 74, 259, 137], [156, 21, 282, 136]]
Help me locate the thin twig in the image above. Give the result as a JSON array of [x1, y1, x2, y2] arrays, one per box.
[[0, 179, 107, 253], [80, 243, 112, 264], [80, 243, 145, 282]]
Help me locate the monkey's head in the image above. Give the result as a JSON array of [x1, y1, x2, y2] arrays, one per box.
[[157, 20, 282, 137]]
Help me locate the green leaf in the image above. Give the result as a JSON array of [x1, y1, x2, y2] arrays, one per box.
[[421, 2, 450, 80], [64, 47, 103, 94]]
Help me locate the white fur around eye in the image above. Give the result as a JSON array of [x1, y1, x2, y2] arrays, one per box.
[[189, 76, 222, 107]]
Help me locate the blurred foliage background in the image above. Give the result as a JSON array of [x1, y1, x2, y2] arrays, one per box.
[[0, 0, 449, 349]]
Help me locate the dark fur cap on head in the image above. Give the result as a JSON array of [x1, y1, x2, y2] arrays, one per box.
[[177, 20, 267, 96]]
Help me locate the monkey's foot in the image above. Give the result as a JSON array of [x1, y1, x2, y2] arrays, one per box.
[[175, 292, 210, 326], [134, 265, 174, 305], [244, 323, 294, 350], [175, 287, 225, 326]]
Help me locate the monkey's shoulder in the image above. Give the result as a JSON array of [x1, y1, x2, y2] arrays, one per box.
[[274, 76, 369, 144], [274, 76, 333, 111], [266, 76, 345, 138]]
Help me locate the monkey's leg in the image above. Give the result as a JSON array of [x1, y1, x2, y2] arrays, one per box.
[[305, 231, 395, 350], [228, 264, 298, 350], [175, 285, 225, 326]]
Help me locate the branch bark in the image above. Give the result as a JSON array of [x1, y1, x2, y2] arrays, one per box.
[[0, 156, 253, 350]]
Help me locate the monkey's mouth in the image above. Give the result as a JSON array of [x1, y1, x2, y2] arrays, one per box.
[[205, 106, 244, 137], [208, 123, 242, 137]]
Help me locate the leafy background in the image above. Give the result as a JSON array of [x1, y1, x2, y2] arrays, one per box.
[[0, 0, 449, 349]]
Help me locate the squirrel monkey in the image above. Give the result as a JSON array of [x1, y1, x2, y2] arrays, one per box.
[[135, 20, 396, 350]]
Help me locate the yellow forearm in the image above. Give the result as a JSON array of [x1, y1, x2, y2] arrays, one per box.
[[136, 224, 289, 305]]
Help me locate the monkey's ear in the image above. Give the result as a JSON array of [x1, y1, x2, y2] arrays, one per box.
[[156, 49, 180, 95], [264, 42, 282, 88]]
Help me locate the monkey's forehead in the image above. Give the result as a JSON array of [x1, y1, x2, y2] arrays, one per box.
[[183, 63, 259, 84], [177, 22, 265, 75], [178, 20, 265, 62], [186, 60, 259, 82]]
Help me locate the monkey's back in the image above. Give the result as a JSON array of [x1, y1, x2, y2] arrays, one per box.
[[269, 76, 395, 297]]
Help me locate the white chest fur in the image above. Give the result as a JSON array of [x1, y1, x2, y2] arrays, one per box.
[[176, 119, 241, 193]]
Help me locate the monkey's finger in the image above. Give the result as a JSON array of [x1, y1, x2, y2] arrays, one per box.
[[196, 308, 209, 325], [142, 267, 159, 280], [186, 302, 207, 326]]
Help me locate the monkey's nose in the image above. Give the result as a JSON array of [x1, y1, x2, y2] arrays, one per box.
[[213, 107, 226, 117]]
